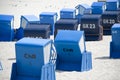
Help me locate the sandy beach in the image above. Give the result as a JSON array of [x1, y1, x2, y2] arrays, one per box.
[[0, 0, 120, 80]]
